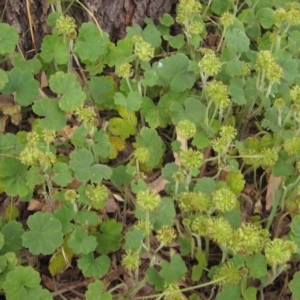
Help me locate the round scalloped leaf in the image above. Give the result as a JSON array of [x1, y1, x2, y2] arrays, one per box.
[[49, 71, 86, 112], [78, 253, 110, 279], [0, 221, 24, 255], [1, 68, 39, 106], [40, 34, 70, 64], [22, 212, 63, 255], [53, 162, 73, 187], [33, 98, 66, 130], [3, 266, 52, 300], [68, 226, 97, 254], [0, 24, 19, 55], [75, 22, 110, 63], [0, 69, 8, 90], [12, 54, 42, 74], [86, 280, 112, 300]]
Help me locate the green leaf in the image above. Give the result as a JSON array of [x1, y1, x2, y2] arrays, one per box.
[[192, 131, 211, 149], [105, 38, 134, 67], [3, 266, 52, 300], [0, 157, 29, 197], [246, 253, 267, 279], [0, 232, 4, 251], [124, 227, 144, 251], [159, 14, 174, 27], [288, 31, 300, 54], [75, 22, 110, 63], [88, 76, 117, 108], [95, 219, 123, 254], [211, 0, 231, 15], [194, 177, 216, 195], [153, 198, 176, 229], [78, 253, 110, 279], [40, 34, 70, 64], [159, 254, 187, 283], [277, 50, 298, 83], [69, 148, 112, 182], [146, 267, 165, 291], [53, 203, 76, 235], [49, 72, 86, 112], [137, 127, 164, 168], [86, 280, 112, 300], [108, 117, 137, 139], [0, 253, 17, 290], [92, 130, 113, 159], [1, 68, 39, 106], [0, 221, 25, 255], [53, 162, 73, 187], [217, 284, 241, 300], [192, 251, 207, 281], [68, 226, 97, 254], [111, 166, 133, 187], [33, 98, 66, 130], [256, 8, 274, 29], [243, 287, 257, 300], [178, 237, 191, 256], [291, 216, 300, 237], [26, 166, 45, 189], [289, 272, 300, 300], [114, 91, 142, 111], [22, 212, 63, 255], [0, 24, 19, 55], [12, 54, 41, 74], [224, 29, 250, 53], [0, 69, 8, 90], [154, 54, 196, 92], [229, 78, 247, 105], [77, 209, 99, 227]]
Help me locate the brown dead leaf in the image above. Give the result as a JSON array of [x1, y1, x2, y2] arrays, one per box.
[[148, 175, 169, 193], [2, 105, 22, 125], [40, 71, 48, 88], [266, 174, 282, 211], [174, 133, 187, 165], [27, 199, 44, 211], [105, 196, 119, 213], [0, 115, 9, 133]]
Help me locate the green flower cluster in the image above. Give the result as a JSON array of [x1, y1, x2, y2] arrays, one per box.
[[75, 105, 98, 133], [206, 80, 230, 109], [198, 49, 221, 76], [133, 36, 154, 62], [164, 283, 185, 300], [136, 188, 161, 212], [265, 239, 297, 267], [178, 191, 211, 213], [56, 15, 77, 39], [213, 262, 242, 286], [178, 148, 204, 168], [212, 125, 237, 154], [228, 224, 270, 255], [220, 12, 235, 28], [115, 62, 133, 78], [256, 51, 283, 83], [122, 250, 141, 271], [85, 183, 109, 209], [176, 120, 196, 140], [212, 188, 239, 213], [274, 3, 300, 26], [156, 226, 177, 245], [283, 136, 300, 155], [134, 147, 150, 164]]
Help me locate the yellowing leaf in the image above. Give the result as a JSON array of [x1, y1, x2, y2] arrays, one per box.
[[4, 204, 19, 222], [108, 136, 126, 159], [49, 235, 73, 276]]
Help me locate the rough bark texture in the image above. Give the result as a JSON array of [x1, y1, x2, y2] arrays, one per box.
[[1, 0, 177, 55]]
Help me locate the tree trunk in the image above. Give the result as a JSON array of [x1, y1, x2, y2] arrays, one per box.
[[2, 0, 177, 55]]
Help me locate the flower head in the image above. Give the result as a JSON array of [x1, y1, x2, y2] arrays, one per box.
[[136, 188, 161, 212], [134, 37, 154, 62], [85, 183, 109, 209], [176, 120, 197, 140], [220, 12, 235, 28], [214, 262, 242, 286], [122, 250, 141, 271], [198, 49, 221, 76], [206, 80, 230, 109], [134, 147, 150, 164], [56, 15, 77, 39], [178, 148, 203, 168], [115, 63, 133, 78], [212, 188, 239, 213], [156, 226, 177, 245]]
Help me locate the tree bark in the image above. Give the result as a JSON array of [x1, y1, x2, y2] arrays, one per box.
[[2, 0, 177, 55]]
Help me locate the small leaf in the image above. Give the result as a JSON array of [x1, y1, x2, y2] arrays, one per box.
[[0, 221, 24, 255], [124, 228, 144, 251], [78, 253, 110, 279], [1, 68, 39, 106], [108, 117, 137, 139], [3, 266, 52, 300], [22, 212, 63, 255], [246, 253, 267, 279], [33, 98, 66, 131], [111, 166, 133, 187], [95, 219, 123, 254], [0, 69, 8, 90], [86, 280, 112, 300], [0, 157, 30, 197], [224, 29, 250, 53], [191, 251, 207, 281], [256, 8, 274, 29], [159, 14, 174, 27], [114, 91, 142, 111], [194, 177, 216, 195], [137, 127, 165, 168], [154, 54, 195, 92], [12, 54, 41, 74], [289, 271, 300, 300], [0, 24, 19, 55], [217, 284, 241, 300], [75, 23, 110, 63], [49, 72, 86, 112], [54, 203, 76, 235], [146, 267, 165, 291], [159, 254, 187, 283], [291, 216, 300, 237], [53, 162, 73, 187], [92, 129, 113, 159], [40, 34, 70, 64], [68, 226, 97, 254]]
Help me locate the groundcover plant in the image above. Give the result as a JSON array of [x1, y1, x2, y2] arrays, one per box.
[[0, 0, 300, 299]]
